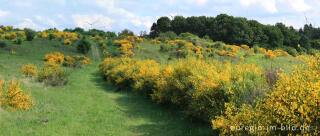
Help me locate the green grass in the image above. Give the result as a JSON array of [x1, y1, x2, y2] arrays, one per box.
[[245, 54, 303, 71], [0, 39, 216, 136], [134, 41, 171, 63]]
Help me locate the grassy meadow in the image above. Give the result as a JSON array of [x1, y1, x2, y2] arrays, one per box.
[[0, 39, 216, 136], [0, 26, 319, 136]]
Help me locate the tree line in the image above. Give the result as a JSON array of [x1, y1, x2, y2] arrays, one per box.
[[150, 14, 320, 51]]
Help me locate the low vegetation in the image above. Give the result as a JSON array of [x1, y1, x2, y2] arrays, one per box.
[[0, 14, 319, 135]]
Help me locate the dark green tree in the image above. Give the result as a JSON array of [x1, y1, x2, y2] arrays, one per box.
[[77, 37, 91, 54], [275, 23, 300, 47], [118, 29, 134, 38], [24, 28, 36, 41], [171, 16, 187, 35], [263, 25, 284, 48], [150, 17, 171, 38], [299, 35, 311, 49]]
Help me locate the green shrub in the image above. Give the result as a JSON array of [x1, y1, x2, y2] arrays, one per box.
[[160, 44, 178, 52], [297, 47, 307, 54], [178, 32, 202, 45], [49, 33, 55, 40], [158, 31, 177, 42], [106, 40, 113, 46], [38, 63, 69, 86], [63, 55, 92, 68], [118, 29, 134, 38], [77, 37, 91, 54], [215, 41, 225, 50], [308, 48, 319, 55], [24, 28, 36, 41], [203, 35, 212, 41], [0, 40, 6, 48], [16, 38, 22, 44], [176, 40, 186, 48], [287, 48, 298, 56], [253, 45, 259, 53], [276, 46, 297, 56], [178, 32, 194, 39]]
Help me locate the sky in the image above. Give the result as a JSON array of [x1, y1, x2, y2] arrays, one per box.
[[0, 0, 319, 34]]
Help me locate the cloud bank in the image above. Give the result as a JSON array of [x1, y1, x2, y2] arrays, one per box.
[[0, 0, 318, 34]]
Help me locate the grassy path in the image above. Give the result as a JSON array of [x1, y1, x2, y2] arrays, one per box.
[[0, 61, 215, 136], [0, 40, 215, 136]]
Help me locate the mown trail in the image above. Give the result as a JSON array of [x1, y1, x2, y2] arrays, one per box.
[[0, 61, 215, 136]]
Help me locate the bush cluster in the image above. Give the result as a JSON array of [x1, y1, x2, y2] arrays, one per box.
[[21, 64, 38, 77], [212, 55, 320, 136], [38, 61, 69, 86], [63, 55, 92, 68], [0, 40, 6, 48], [23, 52, 91, 86], [0, 79, 34, 110], [99, 57, 265, 121], [77, 37, 91, 54], [24, 28, 36, 41]]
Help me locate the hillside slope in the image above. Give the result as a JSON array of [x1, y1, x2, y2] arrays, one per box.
[[0, 39, 215, 136]]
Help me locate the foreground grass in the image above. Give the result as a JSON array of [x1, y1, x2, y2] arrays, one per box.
[[0, 40, 215, 136]]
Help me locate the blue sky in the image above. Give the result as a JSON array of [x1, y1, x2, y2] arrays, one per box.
[[0, 0, 319, 34]]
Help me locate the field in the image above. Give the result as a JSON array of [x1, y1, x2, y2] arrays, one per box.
[[0, 38, 215, 136], [0, 26, 319, 136]]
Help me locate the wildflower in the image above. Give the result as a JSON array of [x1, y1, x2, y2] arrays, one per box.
[[21, 64, 38, 77], [10, 50, 16, 55], [64, 39, 72, 45], [43, 52, 64, 64], [0, 80, 34, 110]]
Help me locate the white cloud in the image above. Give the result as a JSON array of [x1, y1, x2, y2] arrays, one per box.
[[238, 0, 277, 13], [131, 19, 142, 27], [261, 0, 277, 13], [94, 0, 135, 18], [239, 0, 257, 7], [131, 16, 154, 29], [2, 0, 318, 33], [238, 0, 311, 13], [72, 14, 116, 30], [287, 0, 311, 12], [57, 14, 64, 19], [34, 15, 43, 21], [33, 15, 58, 27], [93, 0, 153, 32], [47, 18, 58, 27], [15, 18, 44, 30], [0, 10, 9, 17], [187, 0, 208, 6], [144, 21, 153, 29]]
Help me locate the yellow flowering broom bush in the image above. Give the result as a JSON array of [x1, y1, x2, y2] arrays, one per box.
[[10, 50, 16, 55], [99, 57, 266, 121], [63, 39, 72, 45], [63, 56, 76, 67], [114, 36, 144, 57], [43, 52, 64, 64], [63, 55, 92, 68], [153, 58, 265, 120], [152, 39, 161, 44], [38, 61, 68, 86], [0, 79, 34, 110], [99, 57, 160, 95], [21, 64, 38, 77], [23, 53, 90, 86], [212, 55, 320, 136]]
